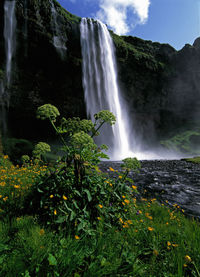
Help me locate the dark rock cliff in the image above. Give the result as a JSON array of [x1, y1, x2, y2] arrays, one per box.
[[0, 0, 84, 140], [112, 34, 200, 147], [0, 0, 200, 150]]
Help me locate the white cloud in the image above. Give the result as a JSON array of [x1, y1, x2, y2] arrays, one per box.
[[96, 0, 151, 35]]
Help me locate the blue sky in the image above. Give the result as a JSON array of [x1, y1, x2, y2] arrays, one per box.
[[57, 0, 200, 50]]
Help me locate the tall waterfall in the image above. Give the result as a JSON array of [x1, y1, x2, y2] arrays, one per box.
[[4, 0, 16, 88], [80, 18, 134, 160], [51, 0, 67, 58], [0, 0, 16, 136]]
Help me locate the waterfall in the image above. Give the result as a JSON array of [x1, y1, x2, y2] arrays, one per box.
[[80, 18, 134, 160], [0, 0, 16, 137], [50, 0, 67, 58], [4, 0, 16, 88]]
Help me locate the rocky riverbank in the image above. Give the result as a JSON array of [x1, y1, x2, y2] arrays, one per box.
[[100, 160, 200, 219]]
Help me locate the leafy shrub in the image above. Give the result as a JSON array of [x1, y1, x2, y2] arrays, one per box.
[[24, 162, 138, 235], [22, 104, 140, 235], [2, 137, 33, 163]]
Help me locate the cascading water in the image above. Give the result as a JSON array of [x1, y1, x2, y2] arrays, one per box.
[[4, 0, 16, 88], [80, 18, 134, 160], [0, 0, 16, 136], [50, 0, 67, 58]]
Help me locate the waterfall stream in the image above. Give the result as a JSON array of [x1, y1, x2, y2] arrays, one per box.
[[4, 0, 16, 88], [51, 0, 67, 58], [0, 0, 16, 135], [80, 18, 134, 160]]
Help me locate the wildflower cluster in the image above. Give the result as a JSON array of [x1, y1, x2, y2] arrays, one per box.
[[0, 155, 48, 217]]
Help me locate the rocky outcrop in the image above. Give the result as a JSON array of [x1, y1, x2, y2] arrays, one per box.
[[0, 0, 200, 151]]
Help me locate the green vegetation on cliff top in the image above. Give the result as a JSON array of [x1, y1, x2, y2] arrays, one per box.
[[53, 0, 80, 23], [111, 32, 166, 71]]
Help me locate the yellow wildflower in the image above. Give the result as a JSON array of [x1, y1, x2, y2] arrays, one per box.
[[172, 244, 178, 247], [183, 264, 187, 267], [75, 235, 80, 240], [167, 241, 171, 246], [109, 183, 113, 187], [3, 155, 8, 159], [141, 198, 147, 201], [98, 204, 103, 209], [145, 213, 153, 220], [122, 202, 125, 206], [151, 198, 156, 202], [54, 209, 57, 215], [109, 167, 115, 172], [148, 227, 154, 231], [0, 195, 2, 199], [63, 195, 67, 200], [39, 229, 45, 236], [97, 217, 101, 220], [119, 218, 123, 223], [118, 176, 122, 179], [122, 195, 126, 198], [50, 195, 54, 198], [3, 197, 8, 202], [185, 255, 192, 263], [14, 185, 20, 189], [153, 249, 159, 256], [132, 185, 137, 190], [124, 199, 130, 204]]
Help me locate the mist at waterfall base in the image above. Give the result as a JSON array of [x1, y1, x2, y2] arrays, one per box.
[[80, 18, 181, 161]]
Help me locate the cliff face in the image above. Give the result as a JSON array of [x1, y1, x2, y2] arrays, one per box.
[[1, 0, 200, 149], [0, 0, 84, 139], [112, 34, 200, 146]]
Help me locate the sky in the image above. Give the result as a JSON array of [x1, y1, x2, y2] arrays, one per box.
[[57, 0, 200, 50]]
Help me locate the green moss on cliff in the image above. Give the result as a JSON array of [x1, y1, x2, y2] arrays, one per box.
[[111, 32, 166, 71], [53, 0, 80, 24], [161, 130, 200, 155], [184, 156, 200, 163]]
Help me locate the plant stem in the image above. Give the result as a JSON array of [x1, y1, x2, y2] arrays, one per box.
[[50, 120, 68, 148]]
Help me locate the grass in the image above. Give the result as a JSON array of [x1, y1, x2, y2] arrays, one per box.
[[0, 155, 199, 276], [183, 156, 200, 163]]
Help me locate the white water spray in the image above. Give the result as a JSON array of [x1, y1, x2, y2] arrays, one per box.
[[4, 0, 16, 88], [51, 0, 67, 58], [80, 18, 134, 160]]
